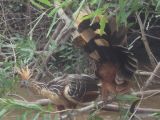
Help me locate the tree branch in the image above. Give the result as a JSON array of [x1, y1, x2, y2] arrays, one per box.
[[132, 89, 160, 97], [26, 99, 160, 116], [136, 13, 157, 67], [53, 1, 83, 42], [135, 70, 152, 76]]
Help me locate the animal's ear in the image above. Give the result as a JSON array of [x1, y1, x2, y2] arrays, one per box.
[[16, 66, 32, 80]]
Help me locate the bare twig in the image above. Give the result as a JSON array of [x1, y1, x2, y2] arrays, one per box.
[[61, 101, 104, 119], [28, 99, 160, 114], [35, 21, 65, 80], [135, 70, 160, 78], [136, 13, 157, 67], [102, 103, 160, 114], [132, 89, 160, 97], [7, 93, 28, 102], [24, 0, 31, 35], [43, 20, 65, 50], [30, 99, 53, 105], [16, 98, 159, 120], [143, 62, 160, 89], [53, 1, 81, 41], [135, 70, 152, 76]]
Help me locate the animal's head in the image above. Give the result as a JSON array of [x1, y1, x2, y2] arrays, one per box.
[[17, 66, 32, 87]]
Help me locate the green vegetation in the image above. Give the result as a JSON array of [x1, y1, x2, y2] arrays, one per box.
[[0, 98, 54, 120], [0, 0, 160, 120]]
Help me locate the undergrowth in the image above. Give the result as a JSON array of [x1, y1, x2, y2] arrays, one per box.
[[0, 0, 160, 120]]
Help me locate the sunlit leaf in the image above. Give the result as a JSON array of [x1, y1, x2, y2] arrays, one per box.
[[37, 0, 52, 7], [48, 8, 59, 17], [99, 16, 107, 35], [82, 8, 104, 21]]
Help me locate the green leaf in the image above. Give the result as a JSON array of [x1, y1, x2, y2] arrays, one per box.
[[47, 14, 58, 37], [16, 38, 36, 64], [48, 8, 59, 17], [156, 1, 160, 11], [5, 99, 43, 111], [73, 0, 86, 18], [61, 0, 72, 8], [129, 0, 141, 12], [99, 16, 107, 35], [48, 40, 57, 52], [53, 114, 59, 120], [82, 8, 104, 21], [88, 114, 103, 120], [42, 114, 51, 120], [37, 0, 52, 7], [64, 65, 71, 71], [117, 0, 128, 25], [21, 111, 28, 120], [116, 95, 139, 102], [16, 116, 21, 120], [151, 112, 160, 117], [21, 103, 42, 110], [0, 108, 8, 118], [30, 0, 45, 9], [32, 113, 40, 120], [90, 0, 99, 5]]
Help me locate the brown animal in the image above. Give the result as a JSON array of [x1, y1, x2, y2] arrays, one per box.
[[17, 66, 100, 109], [74, 10, 137, 98]]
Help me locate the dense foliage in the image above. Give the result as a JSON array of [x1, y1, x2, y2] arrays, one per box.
[[0, 0, 160, 119]]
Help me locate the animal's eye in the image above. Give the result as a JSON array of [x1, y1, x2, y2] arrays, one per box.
[[21, 80, 28, 84]]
